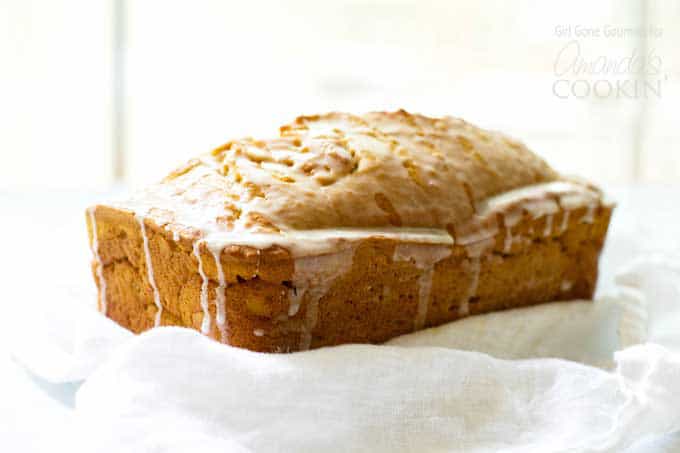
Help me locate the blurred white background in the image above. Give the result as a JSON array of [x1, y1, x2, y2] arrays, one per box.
[[1, 0, 679, 191], [1, 3, 680, 450]]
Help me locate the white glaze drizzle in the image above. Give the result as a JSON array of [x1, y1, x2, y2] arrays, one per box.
[[464, 237, 495, 259], [137, 215, 163, 327], [393, 244, 452, 330], [414, 268, 436, 329], [192, 240, 212, 335], [473, 181, 599, 248], [559, 210, 570, 234], [459, 257, 481, 316], [253, 328, 265, 337], [479, 181, 597, 214], [288, 288, 303, 317], [580, 203, 597, 224], [294, 247, 356, 350], [503, 226, 514, 254], [208, 245, 228, 343], [459, 237, 494, 316], [113, 181, 603, 259], [543, 214, 553, 237], [501, 210, 523, 254], [255, 249, 261, 277], [88, 207, 108, 314], [522, 198, 559, 219]]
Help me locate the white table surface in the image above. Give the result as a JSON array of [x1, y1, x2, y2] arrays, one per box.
[[1, 185, 679, 451]]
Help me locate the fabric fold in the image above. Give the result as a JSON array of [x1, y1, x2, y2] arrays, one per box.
[[9, 255, 680, 452]]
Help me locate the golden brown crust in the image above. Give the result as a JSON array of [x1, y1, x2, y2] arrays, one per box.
[[88, 201, 612, 352]]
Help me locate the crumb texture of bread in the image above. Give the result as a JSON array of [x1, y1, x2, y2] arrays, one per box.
[[86, 110, 614, 352]]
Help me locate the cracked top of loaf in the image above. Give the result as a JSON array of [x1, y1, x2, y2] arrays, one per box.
[[115, 110, 574, 248]]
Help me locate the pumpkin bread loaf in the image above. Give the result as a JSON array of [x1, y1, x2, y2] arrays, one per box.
[[86, 111, 613, 352]]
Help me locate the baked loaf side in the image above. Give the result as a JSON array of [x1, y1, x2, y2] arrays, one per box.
[[86, 110, 613, 352]]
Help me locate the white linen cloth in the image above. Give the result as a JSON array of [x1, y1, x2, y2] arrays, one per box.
[[9, 255, 680, 453]]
